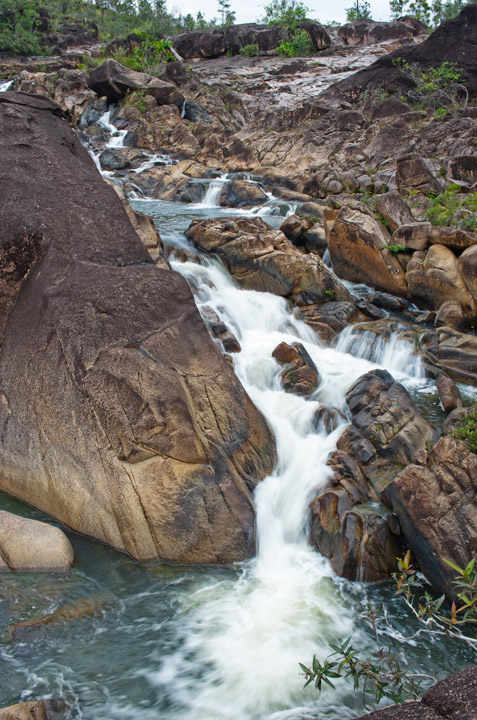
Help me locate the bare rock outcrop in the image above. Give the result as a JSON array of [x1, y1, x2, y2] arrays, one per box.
[[0, 92, 276, 564], [386, 436, 477, 599], [0, 700, 65, 720], [185, 216, 349, 306], [88, 59, 184, 106]]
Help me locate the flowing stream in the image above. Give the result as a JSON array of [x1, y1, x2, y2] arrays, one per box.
[[1, 117, 475, 720]]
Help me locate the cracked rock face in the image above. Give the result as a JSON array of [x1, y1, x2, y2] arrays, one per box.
[[0, 92, 276, 564]]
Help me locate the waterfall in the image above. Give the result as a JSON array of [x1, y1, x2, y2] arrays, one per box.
[[335, 326, 425, 383], [0, 79, 13, 92], [140, 255, 429, 720], [199, 177, 228, 207], [97, 109, 128, 149]]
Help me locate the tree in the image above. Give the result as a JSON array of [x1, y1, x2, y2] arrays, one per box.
[[389, 0, 472, 26], [261, 0, 309, 28], [225, 8, 236, 24], [218, 0, 231, 24], [345, 0, 372, 20]]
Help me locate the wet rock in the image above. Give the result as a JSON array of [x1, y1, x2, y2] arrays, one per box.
[[312, 405, 346, 434], [355, 665, 477, 719], [99, 148, 145, 171], [182, 99, 213, 124], [303, 224, 327, 256], [337, 369, 436, 467], [299, 301, 366, 342], [368, 292, 410, 313], [6, 595, 109, 641], [0, 512, 74, 573], [328, 206, 410, 299], [355, 299, 387, 320], [88, 59, 184, 106], [0, 699, 65, 720], [375, 191, 415, 234], [310, 451, 403, 582], [406, 245, 477, 317], [386, 436, 477, 599], [220, 180, 268, 208], [272, 341, 319, 396], [396, 154, 444, 195], [435, 300, 469, 331], [201, 307, 241, 353], [185, 216, 349, 306], [436, 372, 463, 412], [0, 92, 276, 565]]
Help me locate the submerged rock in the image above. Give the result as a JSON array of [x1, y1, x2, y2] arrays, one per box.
[[0, 700, 65, 720], [0, 92, 276, 564]]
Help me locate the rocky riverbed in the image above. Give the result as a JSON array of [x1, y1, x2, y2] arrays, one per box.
[[1, 7, 477, 720]]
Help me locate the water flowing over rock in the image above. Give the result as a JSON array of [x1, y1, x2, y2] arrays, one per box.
[[0, 92, 276, 564], [88, 59, 185, 106], [185, 216, 350, 307], [0, 512, 74, 573], [386, 436, 477, 599]]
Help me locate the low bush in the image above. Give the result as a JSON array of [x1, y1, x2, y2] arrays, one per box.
[[276, 28, 313, 57]]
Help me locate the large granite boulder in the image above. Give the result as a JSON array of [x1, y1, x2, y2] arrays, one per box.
[[327, 207, 410, 299], [406, 245, 477, 317], [386, 436, 477, 599], [326, 5, 477, 100], [88, 59, 184, 106], [0, 92, 276, 564], [338, 19, 423, 46], [309, 369, 435, 583], [171, 30, 226, 58], [185, 216, 350, 306], [0, 512, 74, 573]]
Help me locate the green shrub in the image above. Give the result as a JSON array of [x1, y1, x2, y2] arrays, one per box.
[[394, 59, 469, 113], [425, 184, 477, 230], [239, 43, 259, 56], [277, 28, 313, 56], [450, 403, 477, 453]]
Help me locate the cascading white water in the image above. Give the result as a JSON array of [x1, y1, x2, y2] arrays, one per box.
[[199, 177, 229, 207], [335, 326, 425, 385], [140, 255, 430, 720], [97, 109, 128, 148], [0, 79, 13, 92]]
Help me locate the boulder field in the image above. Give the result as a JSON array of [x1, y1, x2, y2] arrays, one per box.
[[0, 91, 276, 564]]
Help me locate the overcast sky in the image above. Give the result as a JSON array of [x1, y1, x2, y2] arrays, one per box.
[[168, 0, 393, 25]]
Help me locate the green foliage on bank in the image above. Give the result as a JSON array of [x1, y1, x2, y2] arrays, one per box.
[[0, 0, 218, 56], [451, 403, 477, 452]]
